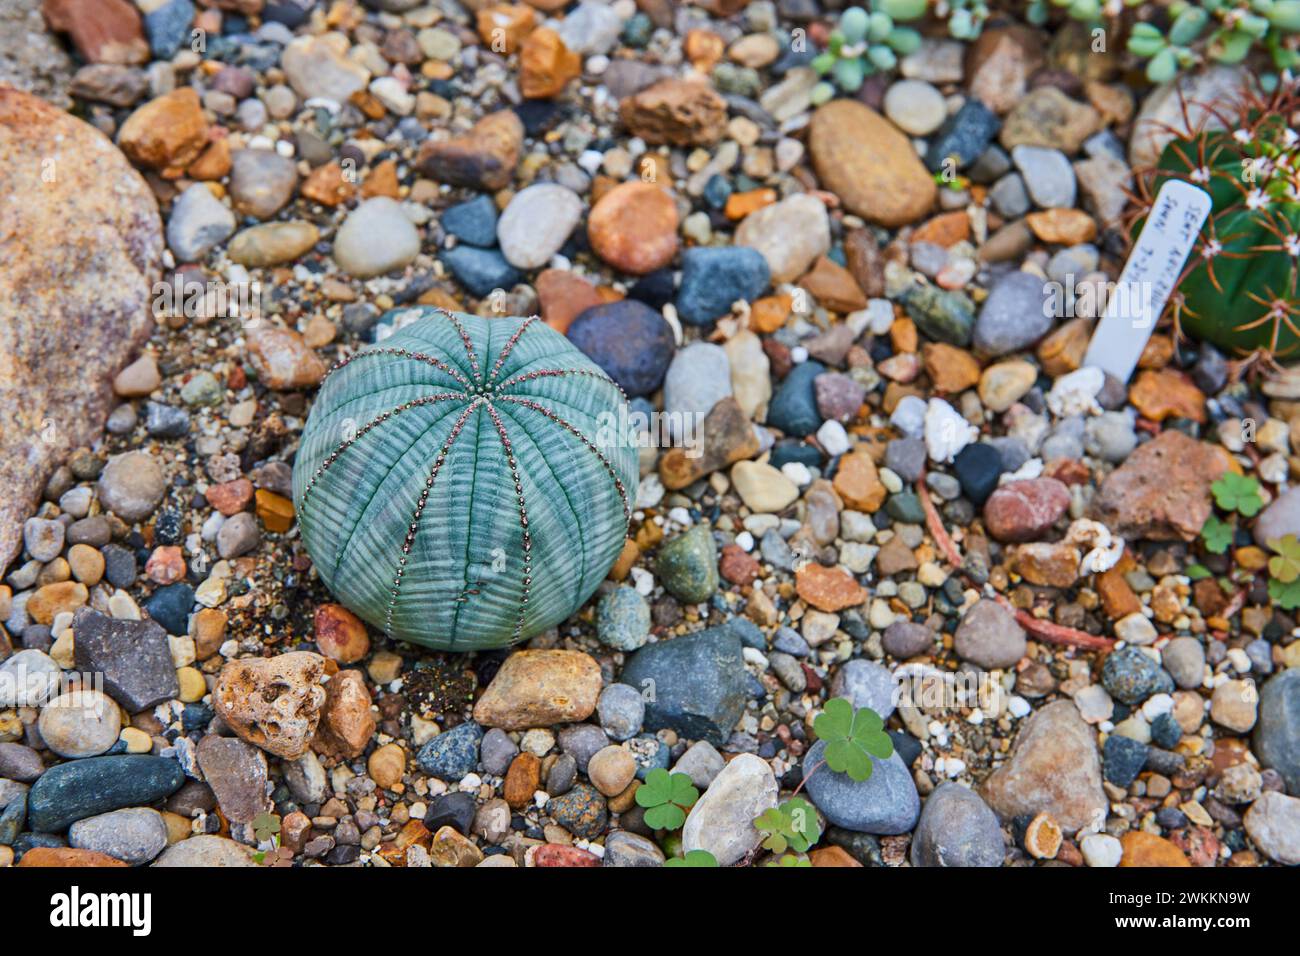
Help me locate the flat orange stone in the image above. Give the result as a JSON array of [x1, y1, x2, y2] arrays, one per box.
[[256, 488, 295, 533], [1128, 368, 1206, 423], [832, 448, 886, 512], [795, 562, 867, 612], [475, 4, 535, 54], [18, 847, 128, 867], [536, 268, 603, 334], [911, 210, 970, 247], [360, 159, 401, 199], [810, 845, 862, 867], [922, 342, 981, 393], [725, 187, 777, 220], [890, 317, 917, 353], [683, 29, 725, 71], [519, 27, 580, 99], [799, 256, 867, 313], [1026, 208, 1097, 245], [302, 161, 357, 207], [749, 294, 791, 333], [1119, 830, 1190, 867], [587, 181, 679, 274]]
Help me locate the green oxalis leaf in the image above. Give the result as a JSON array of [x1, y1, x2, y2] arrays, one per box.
[[1211, 472, 1264, 517], [764, 853, 812, 868], [814, 697, 893, 783], [252, 811, 281, 843], [1267, 534, 1300, 583], [1200, 514, 1234, 555], [635, 769, 699, 831], [664, 849, 718, 868], [1268, 576, 1300, 609], [754, 797, 821, 855]]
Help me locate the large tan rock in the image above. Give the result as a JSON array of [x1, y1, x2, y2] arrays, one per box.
[[619, 79, 726, 146], [213, 651, 332, 759], [1091, 429, 1230, 542], [809, 100, 936, 228], [0, 87, 161, 571], [472, 649, 602, 729], [980, 699, 1107, 833]]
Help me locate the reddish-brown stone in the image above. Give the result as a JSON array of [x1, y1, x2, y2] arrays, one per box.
[[313, 603, 370, 664], [795, 563, 867, 612], [206, 478, 254, 516], [619, 79, 727, 146], [531, 843, 601, 866], [719, 544, 761, 587], [43, 0, 148, 65], [983, 478, 1070, 542], [1091, 430, 1229, 542]]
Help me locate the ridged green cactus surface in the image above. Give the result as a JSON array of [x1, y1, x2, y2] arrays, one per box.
[[292, 308, 637, 650]]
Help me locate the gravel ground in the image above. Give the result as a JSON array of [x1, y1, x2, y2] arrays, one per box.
[[0, 0, 1298, 869]]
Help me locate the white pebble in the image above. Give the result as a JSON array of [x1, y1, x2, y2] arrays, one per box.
[[865, 298, 894, 334], [1141, 693, 1174, 720], [1080, 832, 1122, 867], [780, 461, 812, 486], [924, 398, 977, 463], [815, 420, 850, 457]]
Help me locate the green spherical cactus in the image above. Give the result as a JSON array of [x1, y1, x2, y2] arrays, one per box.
[[1135, 83, 1300, 360], [292, 307, 638, 651]]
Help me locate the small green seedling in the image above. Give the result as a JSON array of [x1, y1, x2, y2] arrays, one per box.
[[252, 811, 281, 844], [665, 848, 718, 867], [754, 796, 821, 855], [1268, 534, 1300, 609], [1200, 513, 1234, 555], [635, 769, 700, 830], [1211, 472, 1264, 517], [812, 697, 893, 783]]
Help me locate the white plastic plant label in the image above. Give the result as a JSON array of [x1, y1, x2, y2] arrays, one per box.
[[1082, 178, 1214, 383]]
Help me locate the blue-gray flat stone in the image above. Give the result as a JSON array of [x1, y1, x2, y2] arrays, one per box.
[[27, 756, 184, 833], [910, 782, 1004, 867], [802, 739, 920, 834], [619, 623, 748, 746]]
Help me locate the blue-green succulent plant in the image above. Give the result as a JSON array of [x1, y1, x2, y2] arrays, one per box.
[[1127, 0, 1300, 82], [811, 1, 926, 103], [292, 307, 638, 651]]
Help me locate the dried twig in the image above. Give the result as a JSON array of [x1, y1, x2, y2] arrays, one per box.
[[917, 467, 1115, 651], [916, 468, 963, 568], [991, 593, 1116, 652]]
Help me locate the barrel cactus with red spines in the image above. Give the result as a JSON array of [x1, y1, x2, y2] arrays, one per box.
[[292, 307, 638, 651], [1132, 83, 1300, 361]]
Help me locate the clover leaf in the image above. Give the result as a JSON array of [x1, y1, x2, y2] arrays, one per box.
[[813, 697, 893, 783], [754, 797, 821, 855], [1268, 535, 1300, 584], [764, 853, 812, 868], [664, 849, 718, 867], [1211, 472, 1263, 517], [1269, 575, 1300, 610], [634, 768, 699, 831], [252, 811, 281, 844], [1200, 514, 1234, 555]]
